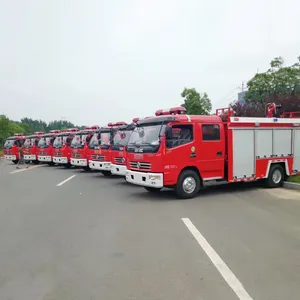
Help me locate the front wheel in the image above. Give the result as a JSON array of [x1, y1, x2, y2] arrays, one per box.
[[82, 166, 90, 172], [12, 160, 18, 164], [64, 163, 72, 169], [265, 164, 284, 188], [101, 171, 111, 177], [33, 160, 40, 165], [48, 162, 55, 166], [144, 187, 162, 193], [175, 169, 201, 199]]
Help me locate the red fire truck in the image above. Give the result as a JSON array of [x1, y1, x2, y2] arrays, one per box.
[[125, 106, 300, 199], [110, 118, 139, 176], [89, 122, 127, 176], [70, 126, 99, 170], [37, 130, 61, 165], [52, 128, 79, 167], [22, 131, 45, 163], [3, 133, 26, 164]]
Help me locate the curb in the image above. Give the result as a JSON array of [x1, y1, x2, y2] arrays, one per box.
[[283, 181, 300, 190]]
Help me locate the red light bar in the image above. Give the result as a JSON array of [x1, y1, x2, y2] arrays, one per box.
[[115, 121, 127, 126], [155, 109, 170, 116], [107, 122, 113, 127], [132, 117, 140, 123], [49, 130, 61, 134], [13, 133, 23, 136], [34, 131, 45, 135], [170, 106, 187, 115]]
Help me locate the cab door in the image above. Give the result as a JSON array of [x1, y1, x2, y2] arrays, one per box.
[[196, 123, 225, 180]]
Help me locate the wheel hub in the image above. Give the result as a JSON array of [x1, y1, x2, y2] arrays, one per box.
[[272, 169, 282, 184], [183, 177, 196, 194]]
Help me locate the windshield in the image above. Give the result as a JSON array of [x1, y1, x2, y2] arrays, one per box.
[[23, 138, 32, 148], [4, 139, 15, 149], [53, 136, 63, 148], [100, 132, 110, 146], [89, 133, 100, 149], [113, 130, 132, 146], [38, 138, 47, 148], [128, 124, 164, 146], [71, 134, 88, 149]]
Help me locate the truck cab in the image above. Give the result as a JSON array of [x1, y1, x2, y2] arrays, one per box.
[[22, 131, 44, 163], [3, 133, 26, 164], [89, 122, 127, 176], [70, 126, 99, 170], [125, 107, 226, 198], [52, 128, 79, 167], [110, 119, 139, 176], [37, 130, 61, 165]]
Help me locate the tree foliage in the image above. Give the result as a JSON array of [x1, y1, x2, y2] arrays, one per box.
[[181, 88, 212, 115], [231, 56, 300, 116]]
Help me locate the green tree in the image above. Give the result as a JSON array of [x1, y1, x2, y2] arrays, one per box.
[[245, 56, 300, 102], [0, 115, 10, 148], [181, 88, 212, 115]]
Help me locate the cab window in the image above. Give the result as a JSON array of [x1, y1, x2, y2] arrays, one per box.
[[202, 124, 220, 141], [166, 125, 193, 148]]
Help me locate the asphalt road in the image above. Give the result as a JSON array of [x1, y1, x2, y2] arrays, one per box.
[[0, 159, 300, 300]]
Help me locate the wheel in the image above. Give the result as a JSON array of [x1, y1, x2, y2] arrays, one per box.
[[175, 169, 201, 199], [101, 171, 111, 177], [265, 164, 284, 188], [48, 162, 55, 166], [33, 160, 40, 165], [82, 166, 90, 171], [64, 163, 72, 169], [144, 187, 162, 193], [12, 160, 18, 164]]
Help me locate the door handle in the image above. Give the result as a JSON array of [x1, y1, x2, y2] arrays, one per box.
[[216, 151, 222, 156]]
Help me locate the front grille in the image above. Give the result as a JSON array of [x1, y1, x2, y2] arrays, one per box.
[[54, 152, 62, 157], [72, 153, 81, 158], [129, 161, 151, 170], [91, 155, 105, 161], [115, 157, 125, 165]]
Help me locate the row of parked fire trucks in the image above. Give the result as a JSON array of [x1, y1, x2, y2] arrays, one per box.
[[3, 104, 300, 198]]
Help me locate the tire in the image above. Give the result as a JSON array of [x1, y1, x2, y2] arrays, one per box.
[[144, 187, 162, 193], [82, 166, 90, 171], [175, 169, 201, 199], [12, 160, 18, 164], [101, 171, 111, 177], [64, 163, 72, 169], [266, 164, 284, 188], [33, 160, 40, 165], [48, 162, 55, 166]]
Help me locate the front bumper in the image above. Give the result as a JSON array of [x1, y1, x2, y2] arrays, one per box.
[[89, 160, 111, 171], [126, 170, 164, 188], [24, 154, 36, 161], [38, 155, 52, 162], [4, 155, 17, 161], [71, 158, 88, 167], [53, 156, 68, 164], [111, 164, 127, 176]]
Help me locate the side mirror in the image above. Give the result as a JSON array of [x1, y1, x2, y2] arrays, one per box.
[[165, 127, 172, 140]]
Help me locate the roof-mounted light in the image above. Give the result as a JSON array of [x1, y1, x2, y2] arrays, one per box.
[[169, 106, 187, 115], [155, 106, 187, 116], [132, 117, 140, 123], [34, 131, 45, 135], [107, 122, 113, 127], [14, 133, 24, 136], [115, 121, 127, 126]]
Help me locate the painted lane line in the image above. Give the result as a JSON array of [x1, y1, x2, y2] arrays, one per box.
[[181, 218, 253, 300], [10, 165, 44, 174], [57, 175, 76, 187]]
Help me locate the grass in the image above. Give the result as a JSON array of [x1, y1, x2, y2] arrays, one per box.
[[0, 149, 3, 157], [287, 175, 300, 183]]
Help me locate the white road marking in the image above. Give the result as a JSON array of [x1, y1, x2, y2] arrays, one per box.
[[10, 165, 44, 174], [181, 218, 253, 300], [57, 175, 76, 187]]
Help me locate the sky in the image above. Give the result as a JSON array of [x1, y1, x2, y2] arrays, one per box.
[[0, 0, 299, 126]]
